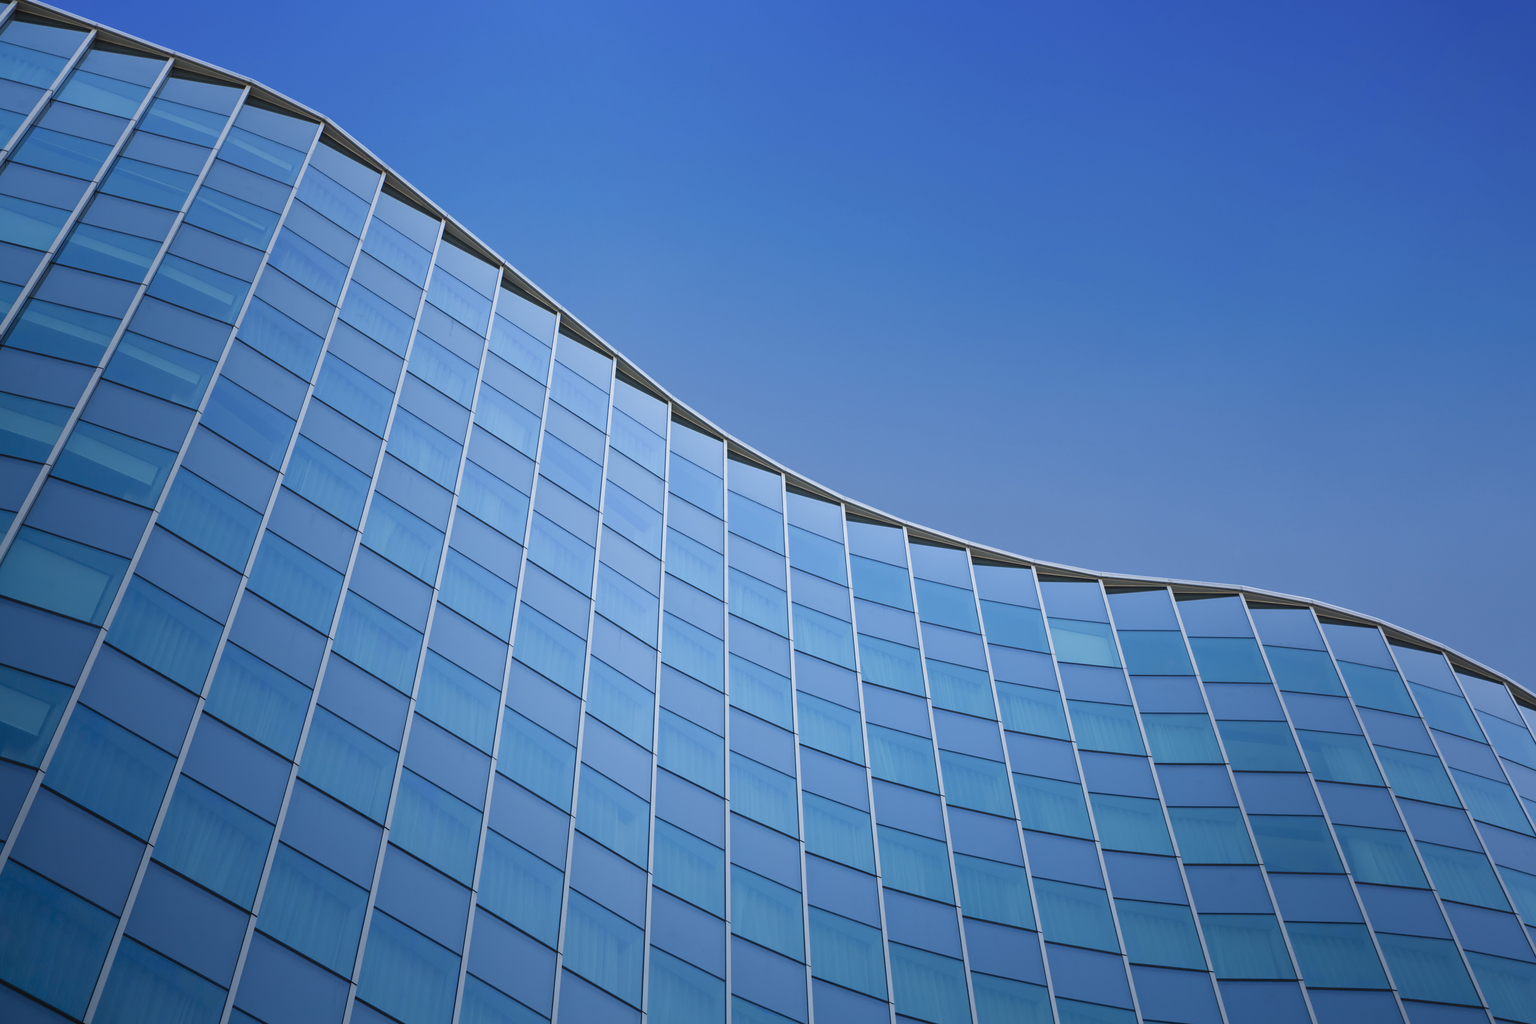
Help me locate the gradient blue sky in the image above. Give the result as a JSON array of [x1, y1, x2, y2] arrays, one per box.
[[77, 0, 1533, 681]]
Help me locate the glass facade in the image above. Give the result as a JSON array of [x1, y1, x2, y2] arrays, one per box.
[[0, 5, 1533, 1024]]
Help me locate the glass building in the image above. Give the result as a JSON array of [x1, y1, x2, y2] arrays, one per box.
[[0, 4, 1532, 1024]]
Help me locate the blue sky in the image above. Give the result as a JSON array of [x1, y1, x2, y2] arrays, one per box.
[[80, 0, 1534, 681]]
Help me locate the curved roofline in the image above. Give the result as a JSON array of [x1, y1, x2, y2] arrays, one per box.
[[29, 0, 1528, 702]]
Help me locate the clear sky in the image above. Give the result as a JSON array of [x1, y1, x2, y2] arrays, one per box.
[[76, 0, 1534, 682]]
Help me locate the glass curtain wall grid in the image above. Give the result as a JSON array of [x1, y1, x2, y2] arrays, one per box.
[[0, 4, 1533, 1024]]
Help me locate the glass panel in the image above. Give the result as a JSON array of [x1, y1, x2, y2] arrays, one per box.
[[1168, 807, 1257, 864], [297, 707, 397, 821], [997, 683, 1069, 739], [954, 854, 1033, 928], [513, 606, 586, 694], [1187, 637, 1269, 682], [1069, 701, 1144, 754], [889, 943, 969, 1024], [1142, 713, 1223, 763], [809, 908, 886, 998], [107, 578, 222, 689], [1116, 899, 1204, 969], [868, 725, 938, 792], [1247, 815, 1343, 873], [731, 866, 804, 960], [0, 527, 129, 624], [6, 298, 121, 364], [728, 659, 790, 734], [654, 709, 718, 798], [439, 549, 516, 637], [858, 635, 925, 695], [1034, 878, 1118, 951], [257, 844, 367, 975], [940, 749, 1013, 816], [45, 706, 175, 838], [0, 666, 70, 766], [1375, 933, 1479, 1005], [364, 494, 445, 581], [0, 392, 70, 461], [1199, 914, 1294, 979], [730, 752, 797, 836], [564, 891, 643, 1004], [417, 653, 499, 753], [104, 333, 216, 406], [1332, 825, 1428, 887], [392, 770, 481, 884], [576, 769, 649, 866], [498, 710, 575, 811], [356, 913, 460, 1024], [0, 862, 116, 1019], [653, 819, 725, 916], [798, 691, 863, 763], [587, 659, 654, 749], [1217, 720, 1304, 772], [1090, 793, 1174, 855], [877, 825, 953, 902], [1048, 617, 1119, 667], [155, 776, 273, 907], [648, 948, 725, 1024], [94, 937, 226, 1024], [55, 422, 176, 505], [479, 831, 561, 945], [916, 579, 979, 632], [1012, 773, 1093, 839], [204, 645, 309, 757], [247, 532, 344, 632], [1287, 922, 1388, 989], [57, 223, 161, 282], [850, 554, 912, 610], [332, 593, 423, 692], [1297, 729, 1384, 785], [802, 793, 875, 872], [1376, 745, 1460, 805], [1418, 842, 1511, 910], [147, 254, 250, 323]]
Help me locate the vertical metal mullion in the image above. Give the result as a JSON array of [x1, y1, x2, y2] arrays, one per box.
[[334, 218, 466, 1024], [893, 539, 985, 1024], [444, 305, 562, 1022], [779, 485, 817, 1023], [633, 402, 672, 1024], [1163, 594, 1321, 1023], [1237, 606, 1424, 1023], [839, 514, 901, 1023], [964, 562, 1068, 1024], [447, 284, 541, 1024], [539, 331, 615, 1024], [1099, 586, 1234, 1024]]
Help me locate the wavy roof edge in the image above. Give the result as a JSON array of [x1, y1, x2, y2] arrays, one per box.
[[25, 0, 1528, 702]]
